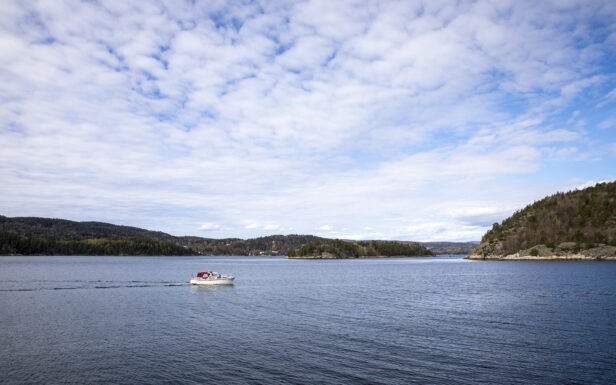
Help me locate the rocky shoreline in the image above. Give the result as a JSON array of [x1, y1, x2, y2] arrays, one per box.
[[466, 254, 616, 261], [287, 252, 434, 259], [466, 242, 616, 260]]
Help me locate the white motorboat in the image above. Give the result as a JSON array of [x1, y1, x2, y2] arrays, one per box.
[[190, 271, 235, 285]]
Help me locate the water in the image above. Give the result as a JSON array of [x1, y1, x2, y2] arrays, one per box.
[[1, 256, 615, 384]]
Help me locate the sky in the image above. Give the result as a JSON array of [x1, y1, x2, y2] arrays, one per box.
[[1, 0, 615, 241]]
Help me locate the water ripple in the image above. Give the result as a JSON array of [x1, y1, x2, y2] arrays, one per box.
[[1, 256, 615, 384]]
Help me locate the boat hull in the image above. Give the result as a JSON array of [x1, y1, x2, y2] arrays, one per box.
[[189, 277, 234, 285]]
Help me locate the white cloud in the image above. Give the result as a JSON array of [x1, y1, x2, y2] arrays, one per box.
[[263, 224, 281, 231], [1, 0, 614, 241], [199, 223, 221, 231], [556, 147, 579, 157], [597, 88, 616, 108], [599, 118, 615, 130], [244, 222, 281, 232]]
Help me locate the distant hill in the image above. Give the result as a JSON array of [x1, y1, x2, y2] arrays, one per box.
[[287, 238, 434, 258], [419, 241, 479, 255], [468, 181, 616, 260], [180, 234, 321, 256], [0, 216, 194, 256], [0, 215, 320, 256], [0, 216, 178, 241]]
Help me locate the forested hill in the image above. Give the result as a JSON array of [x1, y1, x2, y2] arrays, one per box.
[[469, 181, 616, 259], [180, 234, 321, 256], [287, 238, 434, 258], [0, 216, 178, 242], [0, 216, 319, 256], [0, 216, 192, 255]]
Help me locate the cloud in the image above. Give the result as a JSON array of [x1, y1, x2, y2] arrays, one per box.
[[1, 0, 615, 241], [317, 225, 333, 231], [263, 224, 281, 231], [599, 118, 615, 130], [199, 223, 221, 231], [597, 88, 616, 108], [244, 222, 281, 232], [448, 206, 518, 227]]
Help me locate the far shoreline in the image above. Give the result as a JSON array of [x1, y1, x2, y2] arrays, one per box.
[[466, 254, 616, 261], [286, 254, 439, 259]]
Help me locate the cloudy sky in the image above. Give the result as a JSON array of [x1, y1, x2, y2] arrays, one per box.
[[1, 0, 615, 241]]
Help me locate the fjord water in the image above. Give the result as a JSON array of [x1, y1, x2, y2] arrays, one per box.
[[1, 256, 615, 384]]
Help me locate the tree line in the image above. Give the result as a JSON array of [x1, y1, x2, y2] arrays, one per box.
[[0, 231, 195, 256], [288, 239, 434, 258]]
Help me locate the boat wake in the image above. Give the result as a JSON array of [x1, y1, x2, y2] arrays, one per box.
[[0, 281, 190, 292]]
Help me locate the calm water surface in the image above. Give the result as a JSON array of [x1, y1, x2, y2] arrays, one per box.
[[1, 255, 615, 384]]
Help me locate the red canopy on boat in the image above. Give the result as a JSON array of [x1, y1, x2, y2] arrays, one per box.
[[197, 272, 209, 277]]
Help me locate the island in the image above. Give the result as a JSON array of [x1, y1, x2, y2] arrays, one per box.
[[467, 181, 616, 260], [287, 238, 434, 259]]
